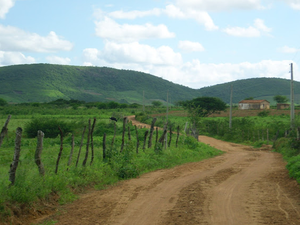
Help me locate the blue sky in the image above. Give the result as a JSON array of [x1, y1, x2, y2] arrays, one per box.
[[0, 0, 300, 89]]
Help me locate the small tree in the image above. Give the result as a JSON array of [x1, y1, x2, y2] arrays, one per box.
[[182, 96, 227, 128], [152, 101, 163, 107], [0, 98, 7, 106], [273, 95, 288, 103]]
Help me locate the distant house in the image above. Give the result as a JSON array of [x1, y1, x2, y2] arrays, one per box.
[[238, 100, 270, 110], [277, 103, 290, 110]]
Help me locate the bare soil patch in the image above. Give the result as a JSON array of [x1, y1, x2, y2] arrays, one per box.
[[8, 116, 300, 225]]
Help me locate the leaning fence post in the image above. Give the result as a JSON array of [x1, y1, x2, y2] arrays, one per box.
[[0, 115, 11, 148], [120, 117, 127, 152], [9, 127, 22, 186], [148, 117, 157, 148], [143, 130, 149, 151], [103, 133, 106, 160], [55, 127, 64, 174], [135, 125, 139, 154], [82, 119, 91, 167], [168, 126, 172, 147], [35, 130, 45, 176], [90, 118, 96, 166], [176, 126, 180, 147], [67, 134, 74, 170], [76, 126, 86, 167]]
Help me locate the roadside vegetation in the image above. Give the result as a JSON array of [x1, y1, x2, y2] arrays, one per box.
[[0, 100, 222, 223]]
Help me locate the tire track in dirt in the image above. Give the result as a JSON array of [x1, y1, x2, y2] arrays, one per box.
[[34, 116, 300, 225]]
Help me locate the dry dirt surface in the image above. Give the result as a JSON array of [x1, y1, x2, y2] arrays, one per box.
[[34, 116, 300, 225]]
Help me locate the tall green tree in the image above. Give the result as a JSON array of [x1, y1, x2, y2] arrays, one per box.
[[273, 95, 288, 103], [0, 98, 7, 106], [181, 97, 227, 129], [183, 97, 227, 117]]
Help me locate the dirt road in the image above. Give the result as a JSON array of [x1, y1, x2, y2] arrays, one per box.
[[39, 116, 300, 225]]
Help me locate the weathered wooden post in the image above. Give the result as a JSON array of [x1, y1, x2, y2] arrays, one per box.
[[176, 126, 180, 147], [159, 124, 168, 146], [155, 127, 158, 145], [103, 133, 106, 160], [9, 127, 22, 186], [35, 130, 45, 176], [55, 127, 64, 174], [82, 119, 91, 167], [0, 115, 11, 148], [135, 125, 139, 154], [168, 126, 172, 147], [111, 122, 116, 150], [148, 117, 157, 148], [120, 117, 127, 152], [90, 118, 96, 166], [67, 134, 74, 170], [143, 130, 149, 151], [76, 126, 86, 167], [128, 126, 131, 141]]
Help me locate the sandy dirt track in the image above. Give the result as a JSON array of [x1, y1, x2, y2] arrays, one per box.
[[36, 116, 300, 225]]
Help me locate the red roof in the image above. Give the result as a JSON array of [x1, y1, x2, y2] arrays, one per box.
[[239, 100, 269, 103]]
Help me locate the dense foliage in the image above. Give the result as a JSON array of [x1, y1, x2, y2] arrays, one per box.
[[197, 77, 295, 104], [0, 64, 198, 104]]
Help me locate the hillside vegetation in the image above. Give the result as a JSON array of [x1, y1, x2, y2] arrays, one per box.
[[0, 64, 298, 104], [198, 78, 298, 104], [0, 64, 197, 104]]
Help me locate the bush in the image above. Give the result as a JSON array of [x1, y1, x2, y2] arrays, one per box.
[[24, 118, 74, 138]]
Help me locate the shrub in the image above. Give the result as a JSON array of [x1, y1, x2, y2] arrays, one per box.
[[24, 118, 74, 138]]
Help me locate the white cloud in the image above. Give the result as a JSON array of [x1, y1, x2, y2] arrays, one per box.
[[278, 46, 300, 53], [165, 4, 218, 30], [0, 0, 15, 19], [175, 0, 265, 11], [46, 56, 71, 65], [109, 8, 162, 19], [178, 40, 205, 52], [94, 17, 175, 42], [0, 25, 73, 52], [83, 42, 182, 66], [283, 0, 300, 10], [0, 51, 35, 66], [157, 60, 293, 89], [223, 19, 272, 37]]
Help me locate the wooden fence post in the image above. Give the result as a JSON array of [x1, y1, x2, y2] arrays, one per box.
[[143, 130, 149, 151], [168, 126, 172, 147], [135, 125, 139, 154], [55, 127, 64, 174], [111, 122, 116, 150], [35, 130, 45, 176], [90, 118, 96, 166], [176, 126, 180, 147], [82, 119, 91, 167], [120, 117, 127, 152], [128, 126, 131, 141], [159, 124, 168, 146], [148, 117, 157, 148], [76, 126, 86, 167], [0, 115, 11, 148], [9, 127, 22, 186], [155, 127, 158, 145], [103, 133, 106, 160], [67, 134, 74, 170]]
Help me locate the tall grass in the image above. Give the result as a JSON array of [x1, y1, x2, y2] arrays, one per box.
[[0, 114, 222, 222]]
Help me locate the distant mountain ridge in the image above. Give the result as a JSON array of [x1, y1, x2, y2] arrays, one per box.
[[0, 64, 298, 104]]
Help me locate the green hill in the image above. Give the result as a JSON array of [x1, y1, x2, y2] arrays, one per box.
[[0, 64, 298, 105], [0, 64, 198, 104], [197, 77, 298, 105]]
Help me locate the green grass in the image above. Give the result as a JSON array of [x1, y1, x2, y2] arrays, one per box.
[[0, 107, 223, 222]]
